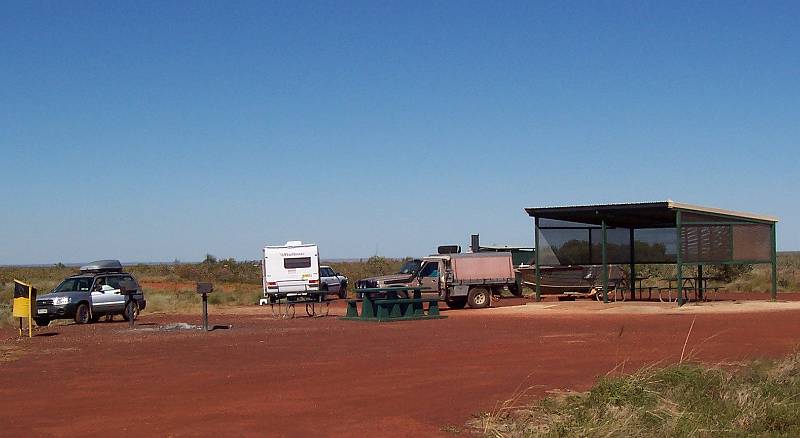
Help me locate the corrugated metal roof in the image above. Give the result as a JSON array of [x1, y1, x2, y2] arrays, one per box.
[[524, 200, 777, 224], [667, 201, 778, 223]]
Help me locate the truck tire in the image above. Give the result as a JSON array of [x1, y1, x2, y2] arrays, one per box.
[[467, 287, 490, 309], [446, 297, 467, 309], [34, 317, 50, 327]]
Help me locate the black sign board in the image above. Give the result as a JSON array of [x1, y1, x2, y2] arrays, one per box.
[[14, 281, 36, 299]]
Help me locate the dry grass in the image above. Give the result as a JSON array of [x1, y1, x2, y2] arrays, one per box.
[[0, 343, 27, 363], [727, 252, 800, 293], [472, 351, 800, 437]]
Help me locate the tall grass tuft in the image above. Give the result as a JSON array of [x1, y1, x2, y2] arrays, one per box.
[[474, 352, 800, 437]]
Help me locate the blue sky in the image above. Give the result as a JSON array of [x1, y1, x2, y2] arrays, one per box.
[[1, 1, 798, 264]]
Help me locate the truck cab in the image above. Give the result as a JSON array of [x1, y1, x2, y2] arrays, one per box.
[[417, 252, 517, 309], [417, 256, 448, 298]]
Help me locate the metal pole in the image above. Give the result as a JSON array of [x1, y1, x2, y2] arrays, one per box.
[[202, 293, 209, 331], [676, 210, 684, 306], [534, 217, 541, 302], [127, 296, 135, 329], [698, 264, 704, 300], [602, 219, 608, 304], [629, 228, 635, 301], [771, 223, 778, 301]]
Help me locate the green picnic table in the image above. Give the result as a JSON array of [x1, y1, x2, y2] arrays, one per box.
[[340, 287, 445, 322]]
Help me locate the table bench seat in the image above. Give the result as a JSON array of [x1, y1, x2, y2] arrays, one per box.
[[342, 289, 445, 322]]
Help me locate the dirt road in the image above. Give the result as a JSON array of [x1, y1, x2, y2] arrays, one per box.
[[2, 297, 800, 437]]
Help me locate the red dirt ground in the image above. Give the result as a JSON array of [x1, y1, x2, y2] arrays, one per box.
[[3, 295, 800, 437]]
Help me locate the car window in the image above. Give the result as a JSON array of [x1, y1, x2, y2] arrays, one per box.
[[105, 276, 121, 289], [419, 262, 440, 278], [284, 257, 311, 269], [321, 268, 333, 277], [54, 277, 93, 292], [399, 260, 421, 275], [109, 275, 137, 289]]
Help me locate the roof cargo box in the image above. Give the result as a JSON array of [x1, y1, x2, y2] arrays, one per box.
[[79, 260, 124, 273]]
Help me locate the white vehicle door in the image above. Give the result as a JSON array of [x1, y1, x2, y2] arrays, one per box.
[[101, 275, 128, 312], [90, 276, 120, 312]]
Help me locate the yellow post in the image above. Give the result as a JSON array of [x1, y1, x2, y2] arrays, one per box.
[[12, 279, 36, 338]]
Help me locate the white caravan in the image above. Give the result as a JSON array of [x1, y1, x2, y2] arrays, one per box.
[[261, 241, 320, 302]]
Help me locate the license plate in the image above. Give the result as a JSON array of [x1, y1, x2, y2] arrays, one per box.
[[37, 309, 48, 314]]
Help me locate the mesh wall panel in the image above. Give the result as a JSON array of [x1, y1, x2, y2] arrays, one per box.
[[633, 228, 677, 263], [538, 228, 591, 265], [539, 218, 601, 228], [590, 228, 631, 264], [681, 212, 736, 223], [732, 224, 772, 261], [538, 227, 634, 265], [681, 225, 732, 262]]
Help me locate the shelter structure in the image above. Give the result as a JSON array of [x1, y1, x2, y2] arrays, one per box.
[[524, 201, 778, 305]]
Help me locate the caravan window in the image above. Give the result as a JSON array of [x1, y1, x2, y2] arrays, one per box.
[[284, 257, 312, 269]]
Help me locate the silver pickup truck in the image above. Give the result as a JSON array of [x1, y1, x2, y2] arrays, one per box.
[[34, 260, 146, 326]]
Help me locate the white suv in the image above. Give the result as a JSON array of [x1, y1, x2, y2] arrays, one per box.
[[319, 266, 348, 299]]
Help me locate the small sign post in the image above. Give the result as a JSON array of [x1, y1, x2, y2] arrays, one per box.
[[196, 282, 214, 331], [118, 280, 139, 329]]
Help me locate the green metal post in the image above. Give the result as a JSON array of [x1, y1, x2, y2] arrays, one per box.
[[534, 217, 541, 302], [602, 219, 608, 304], [771, 223, 778, 301], [698, 264, 704, 301], [629, 228, 636, 300], [676, 210, 683, 306]]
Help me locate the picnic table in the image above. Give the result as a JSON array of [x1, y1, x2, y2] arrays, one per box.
[[341, 287, 445, 322], [659, 275, 725, 303], [618, 275, 659, 301]]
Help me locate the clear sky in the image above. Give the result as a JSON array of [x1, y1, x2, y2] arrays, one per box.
[[1, 1, 798, 264]]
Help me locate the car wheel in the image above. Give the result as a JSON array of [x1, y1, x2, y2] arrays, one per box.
[[446, 297, 467, 309], [34, 317, 50, 327], [74, 303, 91, 324], [122, 301, 139, 322], [338, 283, 347, 299], [467, 287, 490, 309]]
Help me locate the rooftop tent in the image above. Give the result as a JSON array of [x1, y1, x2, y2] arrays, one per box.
[[524, 201, 778, 305]]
